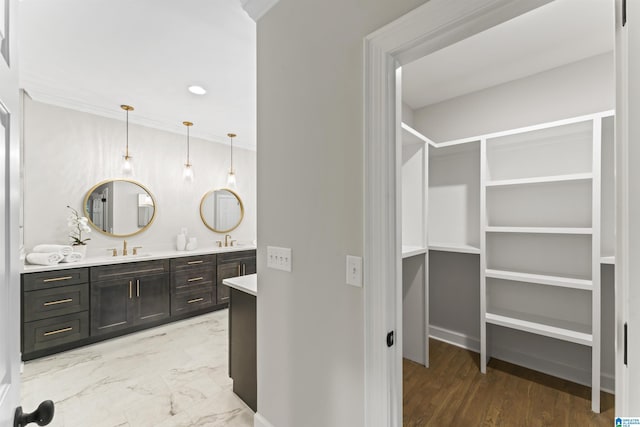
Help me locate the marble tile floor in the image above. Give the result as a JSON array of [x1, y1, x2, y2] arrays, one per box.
[[21, 309, 254, 427]]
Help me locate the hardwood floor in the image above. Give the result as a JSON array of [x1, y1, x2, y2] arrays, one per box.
[[403, 339, 614, 426]]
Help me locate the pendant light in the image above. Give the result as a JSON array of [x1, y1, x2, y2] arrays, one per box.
[[227, 133, 237, 188], [183, 121, 194, 182], [121, 104, 134, 176]]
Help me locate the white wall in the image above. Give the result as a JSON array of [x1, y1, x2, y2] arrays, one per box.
[[402, 102, 415, 127], [256, 0, 427, 426], [414, 52, 614, 142], [23, 97, 256, 256], [411, 53, 615, 391]]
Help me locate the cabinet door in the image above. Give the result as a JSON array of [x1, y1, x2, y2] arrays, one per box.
[[242, 257, 257, 275], [134, 274, 170, 325], [91, 279, 134, 336], [217, 261, 241, 304]]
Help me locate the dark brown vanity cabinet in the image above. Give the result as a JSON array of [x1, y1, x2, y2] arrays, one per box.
[[216, 250, 257, 304], [90, 259, 170, 336], [21, 249, 256, 360], [22, 268, 90, 359], [170, 254, 217, 315]]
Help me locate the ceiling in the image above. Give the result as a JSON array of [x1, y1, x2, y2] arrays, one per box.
[[19, 0, 257, 149], [19, 0, 614, 148], [402, 0, 614, 111]]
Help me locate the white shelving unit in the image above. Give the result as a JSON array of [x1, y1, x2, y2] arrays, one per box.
[[402, 111, 614, 412], [427, 243, 480, 255], [478, 112, 609, 413], [401, 123, 429, 366]]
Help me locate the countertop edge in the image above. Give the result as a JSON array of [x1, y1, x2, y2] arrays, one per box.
[[22, 245, 257, 274], [223, 274, 257, 297]]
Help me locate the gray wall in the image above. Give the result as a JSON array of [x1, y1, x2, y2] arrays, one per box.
[[256, 0, 427, 426], [414, 52, 614, 142], [403, 255, 426, 364]]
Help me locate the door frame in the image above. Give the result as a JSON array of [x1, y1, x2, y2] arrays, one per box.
[[0, 0, 22, 423], [614, 0, 639, 415], [363, 1, 559, 425]]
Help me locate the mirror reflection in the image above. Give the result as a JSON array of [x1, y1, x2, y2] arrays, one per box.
[[84, 179, 157, 237], [200, 188, 244, 233]]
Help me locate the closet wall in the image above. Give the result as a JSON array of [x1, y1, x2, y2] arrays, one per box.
[[411, 52, 615, 391]]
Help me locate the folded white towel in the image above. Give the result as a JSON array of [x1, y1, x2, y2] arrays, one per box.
[[61, 252, 83, 263], [32, 244, 73, 256], [26, 252, 64, 266]]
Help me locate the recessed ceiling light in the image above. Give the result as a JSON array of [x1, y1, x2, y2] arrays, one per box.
[[188, 85, 207, 95]]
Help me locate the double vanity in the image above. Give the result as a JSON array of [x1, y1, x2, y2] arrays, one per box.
[[21, 247, 256, 361]]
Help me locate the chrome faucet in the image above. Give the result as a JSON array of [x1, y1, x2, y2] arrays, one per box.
[[123, 240, 128, 256], [224, 235, 232, 247]]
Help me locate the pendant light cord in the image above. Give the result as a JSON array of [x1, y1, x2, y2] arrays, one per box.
[[125, 109, 129, 158], [187, 125, 190, 164]]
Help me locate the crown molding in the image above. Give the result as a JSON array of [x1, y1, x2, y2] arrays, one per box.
[[239, 0, 279, 21]]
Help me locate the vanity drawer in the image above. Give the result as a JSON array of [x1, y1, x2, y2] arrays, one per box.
[[90, 259, 170, 282], [23, 268, 88, 292], [172, 268, 216, 294], [171, 287, 215, 315], [23, 283, 89, 322], [171, 254, 216, 271], [23, 311, 89, 354], [217, 250, 255, 263]]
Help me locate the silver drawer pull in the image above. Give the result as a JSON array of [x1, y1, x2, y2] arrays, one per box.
[[43, 298, 73, 307], [43, 276, 73, 283], [187, 260, 204, 265], [187, 298, 204, 304], [43, 327, 73, 336], [187, 277, 204, 282]]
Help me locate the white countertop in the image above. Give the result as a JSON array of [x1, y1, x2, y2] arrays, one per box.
[[223, 274, 257, 297], [22, 245, 257, 273]]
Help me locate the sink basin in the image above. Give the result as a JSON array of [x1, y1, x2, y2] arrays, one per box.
[[95, 252, 155, 261], [130, 253, 154, 258]]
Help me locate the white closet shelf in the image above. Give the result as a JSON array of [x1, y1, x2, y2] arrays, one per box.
[[600, 256, 615, 265], [485, 226, 593, 235], [485, 269, 592, 291], [402, 246, 428, 258], [485, 172, 593, 188], [485, 310, 593, 347], [401, 122, 437, 147], [428, 243, 480, 255]]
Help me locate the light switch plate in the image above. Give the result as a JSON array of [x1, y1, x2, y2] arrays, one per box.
[[346, 255, 362, 287], [267, 246, 292, 272]]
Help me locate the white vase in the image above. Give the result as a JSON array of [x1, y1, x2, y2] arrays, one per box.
[[73, 244, 87, 258], [176, 233, 186, 251], [186, 237, 197, 251]]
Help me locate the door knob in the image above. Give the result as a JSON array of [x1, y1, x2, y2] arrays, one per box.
[[14, 400, 55, 427]]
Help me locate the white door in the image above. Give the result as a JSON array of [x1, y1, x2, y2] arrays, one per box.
[[615, 0, 640, 415], [0, 0, 22, 425]]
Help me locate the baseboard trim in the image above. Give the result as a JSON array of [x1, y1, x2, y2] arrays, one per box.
[[491, 345, 615, 394], [254, 412, 275, 427], [429, 325, 480, 353], [428, 325, 614, 394]]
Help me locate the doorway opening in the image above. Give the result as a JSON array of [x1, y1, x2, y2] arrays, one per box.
[[363, 0, 619, 425]]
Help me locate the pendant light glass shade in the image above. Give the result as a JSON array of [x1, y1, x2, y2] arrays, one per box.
[[227, 133, 236, 189], [183, 121, 194, 182], [121, 105, 134, 176]]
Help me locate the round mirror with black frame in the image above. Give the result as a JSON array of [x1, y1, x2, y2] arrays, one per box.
[[83, 179, 157, 237], [200, 188, 244, 233]]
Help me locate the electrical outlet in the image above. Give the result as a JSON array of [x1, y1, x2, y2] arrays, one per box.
[[346, 255, 362, 287], [267, 246, 292, 272]]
